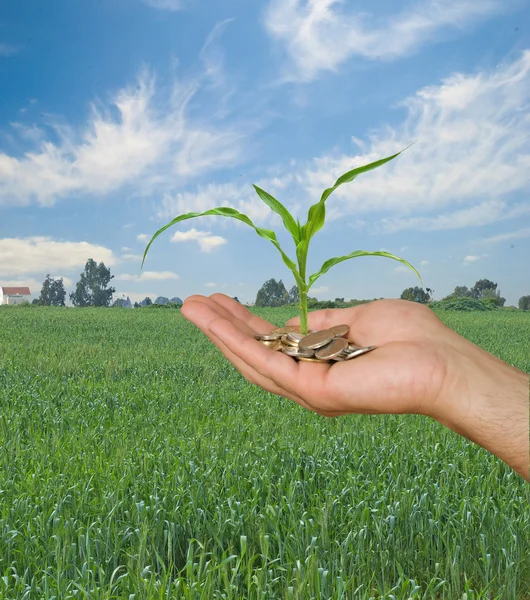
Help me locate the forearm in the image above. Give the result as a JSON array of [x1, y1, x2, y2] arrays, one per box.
[[434, 337, 529, 481]]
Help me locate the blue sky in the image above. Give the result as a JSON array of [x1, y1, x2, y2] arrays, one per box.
[[1, 0, 529, 306]]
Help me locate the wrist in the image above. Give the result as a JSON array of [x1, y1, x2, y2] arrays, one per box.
[[430, 333, 529, 480]]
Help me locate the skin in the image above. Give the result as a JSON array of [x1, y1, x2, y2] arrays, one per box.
[[181, 294, 529, 481]]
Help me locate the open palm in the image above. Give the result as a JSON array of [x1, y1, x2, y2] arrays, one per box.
[[181, 293, 454, 420]]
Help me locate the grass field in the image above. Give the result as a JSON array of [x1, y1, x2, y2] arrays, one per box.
[[0, 306, 528, 599]]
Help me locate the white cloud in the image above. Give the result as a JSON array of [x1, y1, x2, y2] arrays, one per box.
[[270, 51, 530, 232], [121, 253, 142, 261], [420, 260, 429, 266], [394, 265, 412, 274], [143, 0, 184, 10], [263, 0, 505, 81], [378, 200, 509, 233], [116, 271, 179, 282], [463, 255, 480, 265], [171, 228, 227, 252], [0, 237, 116, 277], [157, 181, 274, 226], [121, 246, 132, 252], [204, 282, 217, 287], [137, 233, 150, 242], [0, 60, 246, 207], [477, 227, 530, 244]]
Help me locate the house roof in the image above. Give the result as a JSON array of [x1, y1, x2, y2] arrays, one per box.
[[1, 287, 31, 295]]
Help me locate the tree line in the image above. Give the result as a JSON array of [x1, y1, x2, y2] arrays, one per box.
[[23, 265, 530, 311]]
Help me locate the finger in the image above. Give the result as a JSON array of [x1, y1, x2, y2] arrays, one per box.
[[181, 300, 340, 416], [192, 293, 277, 334], [207, 313, 340, 412]]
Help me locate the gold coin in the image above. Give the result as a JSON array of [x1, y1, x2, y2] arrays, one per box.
[[298, 329, 335, 350], [315, 337, 348, 359], [261, 339, 282, 351]]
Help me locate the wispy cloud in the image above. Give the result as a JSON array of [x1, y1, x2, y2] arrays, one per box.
[[117, 271, 179, 282], [272, 51, 530, 232], [0, 237, 116, 277], [172, 52, 530, 236], [142, 0, 185, 11], [463, 255, 481, 265], [477, 227, 530, 244], [171, 228, 227, 252], [0, 43, 19, 57], [121, 253, 143, 261], [0, 40, 246, 207], [137, 234, 150, 242], [263, 0, 506, 81]]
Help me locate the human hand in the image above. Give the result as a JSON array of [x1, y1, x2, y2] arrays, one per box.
[[181, 294, 529, 480]]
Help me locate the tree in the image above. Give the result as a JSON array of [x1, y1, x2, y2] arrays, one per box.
[[519, 295, 530, 310], [232, 296, 240, 303], [471, 279, 497, 299], [400, 286, 432, 304], [70, 259, 115, 307], [134, 301, 140, 308], [255, 278, 288, 307], [38, 274, 66, 306], [452, 286, 472, 298], [481, 288, 506, 307], [287, 285, 300, 305]]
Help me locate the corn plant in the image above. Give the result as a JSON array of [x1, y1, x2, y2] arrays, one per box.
[[142, 149, 421, 334]]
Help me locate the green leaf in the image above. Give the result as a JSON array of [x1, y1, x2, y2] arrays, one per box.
[[304, 148, 408, 242], [308, 250, 422, 290], [141, 206, 305, 289], [253, 185, 300, 243]]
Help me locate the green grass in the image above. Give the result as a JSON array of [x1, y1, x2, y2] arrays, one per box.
[[0, 306, 528, 599]]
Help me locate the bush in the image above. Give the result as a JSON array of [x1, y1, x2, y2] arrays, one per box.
[[142, 302, 182, 309], [429, 297, 497, 311]]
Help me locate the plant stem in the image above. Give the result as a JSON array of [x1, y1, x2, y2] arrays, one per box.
[[299, 288, 308, 335]]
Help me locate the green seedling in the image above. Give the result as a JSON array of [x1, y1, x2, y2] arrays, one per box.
[[142, 149, 421, 335]]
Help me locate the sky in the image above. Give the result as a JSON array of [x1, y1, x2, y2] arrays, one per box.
[[1, 0, 529, 306]]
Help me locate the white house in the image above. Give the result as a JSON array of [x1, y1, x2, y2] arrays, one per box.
[[0, 286, 32, 305]]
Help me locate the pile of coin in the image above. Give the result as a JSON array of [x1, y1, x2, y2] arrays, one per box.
[[254, 324, 376, 364]]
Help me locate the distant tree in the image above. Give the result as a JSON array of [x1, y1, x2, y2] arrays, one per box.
[[519, 295, 530, 310], [32, 298, 39, 305], [255, 279, 288, 307], [334, 297, 345, 304], [400, 286, 432, 304], [134, 301, 140, 308], [232, 296, 240, 303], [140, 297, 153, 307], [453, 286, 472, 298], [481, 288, 506, 307], [471, 279, 497, 299], [70, 259, 115, 307], [38, 274, 66, 306], [287, 285, 300, 305], [113, 298, 126, 308]]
